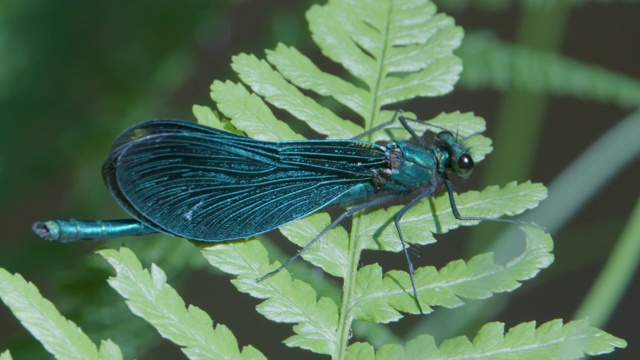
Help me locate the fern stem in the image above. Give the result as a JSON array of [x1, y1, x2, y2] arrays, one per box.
[[366, 2, 394, 132], [334, 215, 364, 359]]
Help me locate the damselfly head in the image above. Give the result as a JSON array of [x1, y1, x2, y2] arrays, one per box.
[[435, 130, 474, 179]]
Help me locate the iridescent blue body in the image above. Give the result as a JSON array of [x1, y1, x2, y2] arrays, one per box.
[[34, 119, 471, 243]]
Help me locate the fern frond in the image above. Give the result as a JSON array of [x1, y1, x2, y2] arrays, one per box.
[[459, 32, 640, 108], [99, 248, 265, 360], [200, 239, 339, 356], [198, 0, 552, 356], [369, 319, 626, 359], [349, 226, 553, 322], [0, 268, 123, 360]]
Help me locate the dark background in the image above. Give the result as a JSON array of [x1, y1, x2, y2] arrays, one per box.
[[1, 1, 638, 359]]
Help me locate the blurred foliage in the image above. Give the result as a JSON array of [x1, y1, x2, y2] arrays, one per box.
[[1, 0, 638, 359], [0, 1, 317, 358]]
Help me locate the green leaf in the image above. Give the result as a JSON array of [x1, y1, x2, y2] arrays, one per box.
[[279, 212, 351, 278], [459, 32, 640, 108], [192, 104, 240, 134], [370, 319, 626, 359], [0, 267, 123, 360], [201, 234, 341, 342], [213, 0, 463, 138], [307, 0, 463, 109], [374, 334, 438, 360], [350, 226, 553, 322], [345, 342, 375, 359], [210, 80, 304, 141], [200, 239, 339, 355], [356, 181, 547, 252], [235, 50, 364, 138], [192, 104, 223, 129], [266, 44, 369, 119], [96, 340, 123, 360], [433, 319, 626, 359], [98, 248, 266, 360]]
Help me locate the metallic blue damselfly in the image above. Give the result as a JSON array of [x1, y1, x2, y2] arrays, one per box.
[[34, 112, 505, 312]]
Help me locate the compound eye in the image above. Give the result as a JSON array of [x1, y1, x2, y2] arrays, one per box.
[[456, 154, 474, 178]]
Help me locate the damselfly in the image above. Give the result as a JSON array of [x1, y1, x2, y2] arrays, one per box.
[[33, 112, 509, 312]]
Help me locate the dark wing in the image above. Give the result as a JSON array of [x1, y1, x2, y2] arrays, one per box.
[[103, 120, 388, 241]]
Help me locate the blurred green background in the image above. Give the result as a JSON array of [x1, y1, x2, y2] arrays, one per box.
[[1, 1, 638, 359]]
